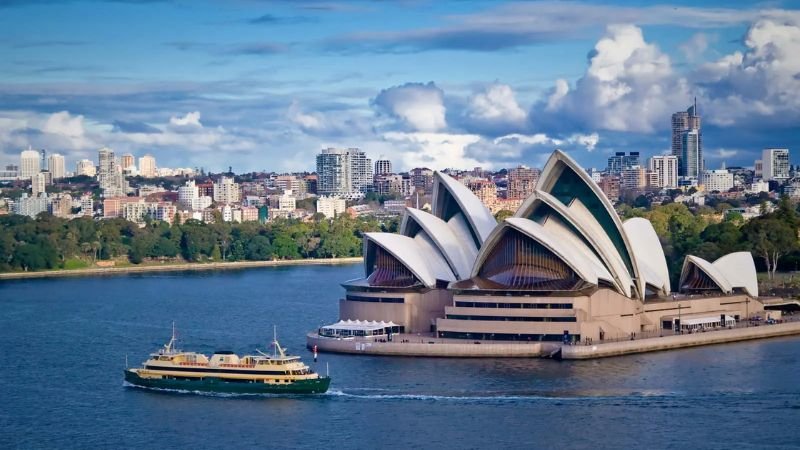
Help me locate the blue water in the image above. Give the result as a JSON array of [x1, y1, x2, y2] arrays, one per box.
[[1, 264, 800, 449]]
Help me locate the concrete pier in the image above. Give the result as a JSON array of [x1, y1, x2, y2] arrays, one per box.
[[559, 320, 800, 359], [308, 321, 800, 359]]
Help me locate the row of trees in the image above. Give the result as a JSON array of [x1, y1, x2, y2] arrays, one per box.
[[0, 214, 398, 272]]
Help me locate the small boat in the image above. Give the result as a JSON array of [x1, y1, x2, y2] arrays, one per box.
[[124, 326, 330, 395]]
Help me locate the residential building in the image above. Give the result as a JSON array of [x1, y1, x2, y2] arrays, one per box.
[[317, 196, 347, 218], [374, 159, 392, 175], [31, 172, 47, 197], [0, 164, 18, 181], [213, 176, 240, 205], [47, 153, 66, 180], [14, 193, 47, 218], [20, 148, 40, 178], [80, 195, 94, 217], [701, 169, 734, 193], [672, 100, 701, 166], [409, 168, 434, 194], [648, 155, 679, 189], [598, 175, 620, 202], [621, 166, 646, 191], [76, 159, 96, 177], [138, 154, 157, 178], [467, 179, 498, 210], [507, 166, 540, 200], [607, 152, 625, 175], [121, 153, 135, 172], [49, 193, 73, 218], [316, 147, 373, 198], [761, 148, 790, 181], [240, 206, 259, 222]]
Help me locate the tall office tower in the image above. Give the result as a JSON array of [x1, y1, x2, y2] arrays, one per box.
[[20, 148, 41, 178], [138, 154, 156, 178], [648, 155, 679, 189], [31, 172, 47, 197], [507, 165, 541, 199], [316, 147, 373, 197], [374, 159, 392, 175], [761, 148, 790, 181], [47, 153, 66, 180], [672, 99, 702, 175], [121, 153, 135, 171], [681, 130, 702, 177], [76, 159, 97, 177], [213, 176, 241, 205]]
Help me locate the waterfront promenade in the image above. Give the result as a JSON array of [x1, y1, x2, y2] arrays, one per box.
[[308, 316, 800, 359], [0, 257, 362, 280]]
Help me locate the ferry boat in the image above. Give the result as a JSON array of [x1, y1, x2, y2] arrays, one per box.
[[124, 327, 330, 395]]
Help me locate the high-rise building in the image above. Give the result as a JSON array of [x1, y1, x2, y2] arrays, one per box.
[[701, 169, 734, 193], [20, 148, 40, 179], [121, 153, 135, 171], [138, 154, 156, 178], [98, 147, 115, 189], [606, 152, 639, 175], [47, 153, 66, 180], [374, 159, 392, 175], [76, 159, 96, 177], [672, 100, 702, 176], [681, 129, 702, 178], [31, 172, 47, 197], [49, 193, 73, 218], [316, 147, 373, 198], [761, 148, 790, 181], [620, 166, 646, 191], [648, 155, 679, 189], [213, 176, 240, 205]]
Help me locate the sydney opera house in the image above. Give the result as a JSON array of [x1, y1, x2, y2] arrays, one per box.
[[317, 150, 765, 346]]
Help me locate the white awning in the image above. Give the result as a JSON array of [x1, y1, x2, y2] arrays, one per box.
[[321, 320, 399, 332]]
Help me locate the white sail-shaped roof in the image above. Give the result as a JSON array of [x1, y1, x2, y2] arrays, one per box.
[[536, 150, 644, 298], [472, 218, 600, 285], [515, 189, 632, 296], [431, 172, 496, 247], [623, 218, 671, 295], [713, 252, 759, 297], [400, 208, 475, 279], [364, 233, 455, 288], [679, 255, 733, 294]]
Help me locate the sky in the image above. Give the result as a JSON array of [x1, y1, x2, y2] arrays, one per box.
[[1, 0, 799, 173]]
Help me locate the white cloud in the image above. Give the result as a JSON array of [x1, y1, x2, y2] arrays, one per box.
[[169, 111, 202, 128], [373, 82, 446, 132], [536, 24, 688, 133], [679, 33, 711, 62], [382, 131, 483, 170], [466, 83, 526, 123]]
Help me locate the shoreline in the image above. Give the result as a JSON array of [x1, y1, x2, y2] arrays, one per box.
[[0, 257, 363, 280]]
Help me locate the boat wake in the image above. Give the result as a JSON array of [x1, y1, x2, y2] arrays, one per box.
[[323, 388, 678, 402]]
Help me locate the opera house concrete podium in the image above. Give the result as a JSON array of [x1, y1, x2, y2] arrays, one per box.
[[313, 150, 768, 352]]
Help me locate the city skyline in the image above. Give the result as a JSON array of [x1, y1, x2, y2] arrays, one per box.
[[0, 1, 799, 173]]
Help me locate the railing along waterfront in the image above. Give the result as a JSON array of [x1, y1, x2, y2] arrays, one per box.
[[573, 313, 800, 346]]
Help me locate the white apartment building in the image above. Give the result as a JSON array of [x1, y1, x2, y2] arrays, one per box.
[[47, 153, 66, 180], [701, 169, 734, 193], [648, 155, 679, 189], [761, 148, 790, 181], [31, 172, 47, 197], [317, 196, 346, 218], [316, 147, 372, 198], [76, 159, 96, 177], [20, 148, 40, 178]]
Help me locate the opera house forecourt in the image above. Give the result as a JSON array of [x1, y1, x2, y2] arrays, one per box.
[[308, 150, 800, 359]]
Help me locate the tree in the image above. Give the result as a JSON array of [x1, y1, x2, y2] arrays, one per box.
[[743, 218, 798, 279], [245, 235, 273, 260], [494, 210, 514, 222]]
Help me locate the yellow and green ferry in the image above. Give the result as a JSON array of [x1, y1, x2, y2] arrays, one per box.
[[124, 327, 330, 395]]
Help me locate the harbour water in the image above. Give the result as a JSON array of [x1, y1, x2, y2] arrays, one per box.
[[1, 264, 799, 449]]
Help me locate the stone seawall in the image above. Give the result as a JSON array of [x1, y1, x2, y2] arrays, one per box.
[[560, 321, 800, 360], [0, 257, 363, 280], [307, 333, 550, 358]]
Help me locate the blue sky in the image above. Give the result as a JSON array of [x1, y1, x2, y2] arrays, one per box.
[[1, 0, 799, 173]]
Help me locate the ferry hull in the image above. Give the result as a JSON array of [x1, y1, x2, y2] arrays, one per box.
[[124, 370, 331, 395]]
